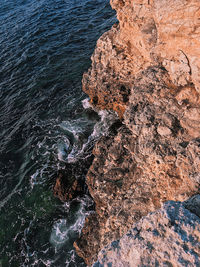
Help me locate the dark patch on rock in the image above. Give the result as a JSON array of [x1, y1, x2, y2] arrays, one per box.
[[53, 155, 94, 202]]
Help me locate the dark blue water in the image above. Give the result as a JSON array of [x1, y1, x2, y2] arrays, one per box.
[[0, 1, 116, 266]]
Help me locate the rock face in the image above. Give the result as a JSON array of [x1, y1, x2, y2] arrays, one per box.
[[93, 196, 200, 267], [75, 67, 200, 266], [83, 0, 200, 119], [110, 0, 200, 91], [82, 24, 133, 118], [75, 0, 200, 265]]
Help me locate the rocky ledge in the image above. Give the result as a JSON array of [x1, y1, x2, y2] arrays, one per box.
[[73, 0, 200, 265], [93, 195, 200, 267]]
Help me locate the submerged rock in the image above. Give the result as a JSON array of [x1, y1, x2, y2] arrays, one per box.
[[54, 170, 83, 202], [54, 156, 94, 202]]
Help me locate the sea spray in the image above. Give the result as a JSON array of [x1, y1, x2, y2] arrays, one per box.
[[57, 98, 118, 164], [50, 196, 93, 251]]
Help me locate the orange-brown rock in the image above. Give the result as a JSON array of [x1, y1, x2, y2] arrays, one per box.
[[111, 0, 200, 90], [75, 0, 200, 265], [82, 24, 133, 118], [75, 67, 200, 265], [83, 0, 200, 118]]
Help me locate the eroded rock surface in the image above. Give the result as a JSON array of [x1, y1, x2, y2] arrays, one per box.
[[75, 67, 200, 265], [82, 24, 133, 118], [83, 0, 200, 118], [93, 196, 200, 267], [111, 0, 200, 90], [75, 0, 200, 265]]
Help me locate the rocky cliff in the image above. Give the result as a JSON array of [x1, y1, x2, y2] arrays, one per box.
[[74, 0, 200, 265]]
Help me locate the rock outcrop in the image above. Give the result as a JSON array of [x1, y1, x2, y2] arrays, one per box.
[[83, 0, 200, 120], [82, 23, 133, 118], [74, 0, 200, 265], [75, 67, 200, 266], [93, 196, 200, 267]]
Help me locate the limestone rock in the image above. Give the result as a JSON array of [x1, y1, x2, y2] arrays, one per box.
[[75, 0, 200, 265], [93, 197, 200, 267], [82, 24, 133, 118], [83, 0, 200, 118], [75, 66, 200, 266], [110, 0, 200, 90]]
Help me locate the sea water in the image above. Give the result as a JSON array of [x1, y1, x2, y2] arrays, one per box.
[[0, 1, 116, 266]]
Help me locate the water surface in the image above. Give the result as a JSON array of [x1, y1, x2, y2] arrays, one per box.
[[0, 1, 116, 266]]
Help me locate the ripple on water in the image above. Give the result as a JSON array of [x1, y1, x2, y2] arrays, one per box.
[[0, 0, 117, 266]]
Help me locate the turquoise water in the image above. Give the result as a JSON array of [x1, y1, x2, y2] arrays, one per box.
[[0, 1, 116, 266]]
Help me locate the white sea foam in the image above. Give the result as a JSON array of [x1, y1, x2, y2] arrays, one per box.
[[82, 98, 92, 109], [57, 140, 70, 162], [91, 109, 117, 140], [82, 97, 118, 140], [57, 99, 118, 163], [50, 196, 93, 250], [28, 98, 118, 192], [59, 119, 85, 136]]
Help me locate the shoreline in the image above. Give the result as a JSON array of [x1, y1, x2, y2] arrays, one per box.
[[59, 0, 200, 265]]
